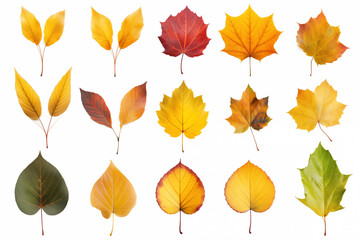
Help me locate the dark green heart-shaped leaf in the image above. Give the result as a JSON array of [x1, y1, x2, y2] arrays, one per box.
[[15, 152, 69, 235]]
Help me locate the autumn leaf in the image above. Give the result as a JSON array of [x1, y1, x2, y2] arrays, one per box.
[[15, 69, 42, 120], [297, 143, 350, 236], [20, 7, 66, 76], [159, 6, 210, 74], [91, 7, 144, 77], [288, 80, 346, 142], [297, 11, 348, 76], [80, 83, 147, 154], [226, 85, 271, 151], [225, 161, 275, 234], [91, 161, 136, 236], [15, 152, 69, 235], [15, 69, 72, 148], [157, 81, 208, 152], [219, 5, 281, 76], [156, 160, 205, 234]]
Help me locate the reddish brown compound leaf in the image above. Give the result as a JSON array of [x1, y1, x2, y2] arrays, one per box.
[[80, 88, 112, 128], [159, 6, 210, 74]]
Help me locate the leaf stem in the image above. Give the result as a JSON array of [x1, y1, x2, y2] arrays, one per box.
[[318, 122, 332, 142], [37, 45, 46, 77], [249, 210, 252, 234], [249, 57, 251, 77], [110, 213, 114, 236], [180, 53, 184, 75], [181, 132, 184, 153], [323, 216, 326, 236], [250, 128, 259, 151], [179, 210, 183, 234], [41, 208, 44, 235], [310, 57, 313, 77]]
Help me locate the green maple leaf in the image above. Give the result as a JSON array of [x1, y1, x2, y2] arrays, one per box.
[[298, 142, 350, 236]]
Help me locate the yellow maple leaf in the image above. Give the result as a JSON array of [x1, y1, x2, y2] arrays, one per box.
[[219, 5, 281, 76], [288, 80, 346, 141], [226, 85, 271, 151], [297, 11, 348, 76], [157, 81, 208, 152]]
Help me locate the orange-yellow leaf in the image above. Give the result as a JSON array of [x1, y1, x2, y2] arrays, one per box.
[[225, 161, 275, 233], [20, 7, 42, 45], [15, 69, 42, 120], [90, 161, 136, 236], [219, 5, 281, 75], [44, 10, 65, 47], [156, 161, 205, 233], [48, 68, 71, 117], [288, 80, 346, 141], [118, 8, 144, 49], [297, 11, 348, 75], [119, 82, 147, 128], [91, 7, 113, 50]]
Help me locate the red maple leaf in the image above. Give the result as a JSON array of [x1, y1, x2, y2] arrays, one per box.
[[159, 6, 210, 74]]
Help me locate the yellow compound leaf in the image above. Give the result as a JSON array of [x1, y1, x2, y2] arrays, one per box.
[[15, 69, 42, 120], [226, 85, 271, 151], [225, 161, 275, 234], [288, 80, 346, 141], [91, 7, 113, 50], [118, 8, 144, 49], [48, 68, 72, 117], [44, 10, 65, 47], [219, 5, 281, 76], [119, 82, 147, 128], [156, 160, 205, 234], [297, 11, 348, 76], [90, 161, 136, 236], [20, 7, 42, 45], [157, 81, 208, 152]]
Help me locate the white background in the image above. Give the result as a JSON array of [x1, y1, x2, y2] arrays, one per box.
[[0, 0, 358, 239]]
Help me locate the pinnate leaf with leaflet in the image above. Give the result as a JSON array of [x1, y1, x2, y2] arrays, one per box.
[[159, 6, 210, 74], [91, 161, 136, 236], [297, 11, 348, 76], [225, 161, 275, 234], [20, 7, 65, 76], [297, 143, 350, 236], [80, 82, 147, 154], [226, 85, 271, 151], [15, 152, 69, 235], [15, 69, 72, 148], [219, 5, 281, 76], [288, 80, 346, 142], [91, 7, 144, 76], [156, 160, 205, 234], [157, 81, 208, 152]]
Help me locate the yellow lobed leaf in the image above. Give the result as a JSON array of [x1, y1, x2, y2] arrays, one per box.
[[20, 7, 42, 45], [118, 8, 144, 49], [156, 160, 205, 215], [15, 69, 42, 120], [44, 10, 65, 47], [119, 82, 147, 128], [288, 80, 346, 132], [157, 81, 208, 139], [90, 161, 136, 221], [219, 5, 281, 61], [48, 68, 72, 117], [91, 7, 113, 50], [225, 161, 275, 213]]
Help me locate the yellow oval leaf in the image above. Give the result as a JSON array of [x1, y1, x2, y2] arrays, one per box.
[[118, 8, 144, 49], [157, 81, 208, 151], [44, 10, 65, 47], [48, 68, 72, 117], [20, 7, 42, 45], [91, 7, 113, 50], [15, 69, 42, 120], [90, 161, 136, 236], [156, 160, 204, 233], [225, 161, 275, 233], [119, 82, 147, 128]]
